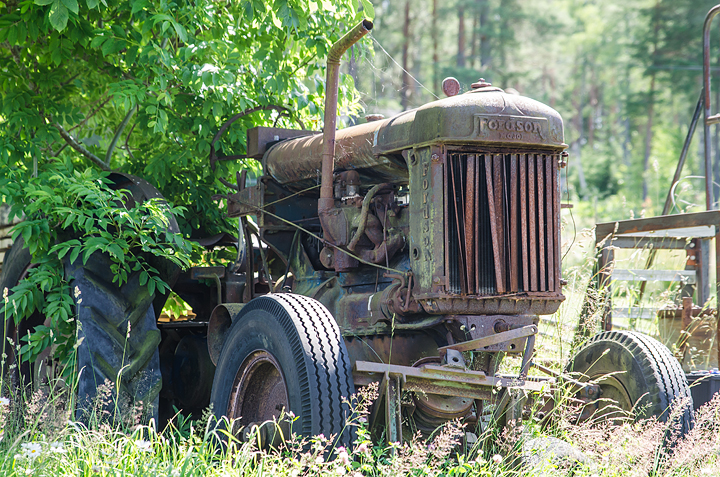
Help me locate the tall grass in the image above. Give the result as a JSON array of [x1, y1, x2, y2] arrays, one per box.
[[2, 231, 720, 476]]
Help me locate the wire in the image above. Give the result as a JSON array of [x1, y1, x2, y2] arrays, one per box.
[[370, 36, 440, 101]]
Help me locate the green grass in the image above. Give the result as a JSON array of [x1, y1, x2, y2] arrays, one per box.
[[2, 231, 720, 476]]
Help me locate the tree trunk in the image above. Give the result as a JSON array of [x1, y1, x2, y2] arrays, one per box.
[[432, 0, 439, 94], [479, 0, 491, 68], [642, 73, 656, 202], [470, 7, 478, 69], [572, 59, 588, 197], [401, 0, 412, 111], [588, 65, 597, 148], [714, 48, 720, 203], [457, 7, 465, 68], [642, 0, 661, 203]]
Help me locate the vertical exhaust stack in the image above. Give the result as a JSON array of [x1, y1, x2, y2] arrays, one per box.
[[319, 19, 373, 236]]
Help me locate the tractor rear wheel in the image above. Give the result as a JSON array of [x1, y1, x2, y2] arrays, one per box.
[[1, 174, 178, 424], [567, 330, 693, 434], [210, 293, 354, 447]]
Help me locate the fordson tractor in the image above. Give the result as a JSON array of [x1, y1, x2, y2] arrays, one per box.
[[1, 19, 692, 445]]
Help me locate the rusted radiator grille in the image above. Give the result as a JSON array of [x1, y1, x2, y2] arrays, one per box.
[[446, 152, 560, 295]]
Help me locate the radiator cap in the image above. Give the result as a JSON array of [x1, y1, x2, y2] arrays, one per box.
[[471, 78, 493, 89]]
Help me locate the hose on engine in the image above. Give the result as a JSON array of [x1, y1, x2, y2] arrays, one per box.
[[347, 183, 394, 251]]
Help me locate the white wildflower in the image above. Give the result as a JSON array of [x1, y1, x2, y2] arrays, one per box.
[[49, 442, 65, 453], [135, 439, 153, 453], [492, 454, 502, 464], [0, 397, 9, 407], [20, 442, 42, 459]]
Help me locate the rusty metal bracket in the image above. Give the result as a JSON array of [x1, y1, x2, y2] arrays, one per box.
[[355, 360, 550, 400], [437, 324, 538, 355]]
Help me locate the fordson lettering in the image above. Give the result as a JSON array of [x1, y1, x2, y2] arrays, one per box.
[[476, 114, 547, 141]]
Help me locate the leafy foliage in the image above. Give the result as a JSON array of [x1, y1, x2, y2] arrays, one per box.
[[0, 0, 371, 363], [1, 161, 194, 364]]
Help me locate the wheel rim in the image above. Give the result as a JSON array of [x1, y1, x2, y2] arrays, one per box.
[[227, 350, 289, 430], [586, 373, 634, 420]]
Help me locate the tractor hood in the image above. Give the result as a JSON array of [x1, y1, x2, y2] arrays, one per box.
[[264, 86, 566, 190]]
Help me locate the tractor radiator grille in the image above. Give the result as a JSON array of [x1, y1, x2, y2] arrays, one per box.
[[447, 152, 560, 295]]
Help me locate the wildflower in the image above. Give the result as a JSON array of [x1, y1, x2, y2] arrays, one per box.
[[0, 397, 9, 407], [74, 286, 82, 304], [492, 454, 503, 464], [49, 442, 65, 453], [355, 442, 370, 455], [3, 287, 8, 303], [126, 321, 131, 338], [335, 466, 347, 476], [315, 455, 325, 465], [135, 440, 153, 453], [20, 442, 42, 459], [336, 447, 351, 466]]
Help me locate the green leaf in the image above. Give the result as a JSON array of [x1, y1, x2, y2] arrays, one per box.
[[34, 0, 54, 5], [171, 20, 187, 43], [130, 0, 147, 14], [90, 35, 104, 48], [86, 0, 98, 8], [61, 0, 78, 15], [360, 0, 374, 19], [48, 0, 69, 32]]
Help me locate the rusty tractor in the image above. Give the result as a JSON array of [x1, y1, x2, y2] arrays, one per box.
[[1, 19, 693, 445]]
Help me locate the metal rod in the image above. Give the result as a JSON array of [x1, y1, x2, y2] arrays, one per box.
[[703, 5, 720, 210], [664, 90, 704, 215], [636, 90, 705, 305]]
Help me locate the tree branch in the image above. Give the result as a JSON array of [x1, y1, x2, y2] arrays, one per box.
[[53, 122, 111, 171], [105, 105, 137, 166], [69, 96, 112, 132]]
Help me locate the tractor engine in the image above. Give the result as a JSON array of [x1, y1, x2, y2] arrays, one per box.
[[225, 74, 567, 432]]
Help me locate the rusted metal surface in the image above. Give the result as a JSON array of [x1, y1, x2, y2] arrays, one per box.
[[441, 151, 563, 303], [246, 126, 317, 159], [265, 87, 566, 190], [354, 360, 551, 399], [595, 210, 720, 239], [319, 19, 374, 244], [191, 266, 225, 305], [207, 304, 245, 365], [442, 77, 461, 97], [703, 5, 720, 210], [438, 324, 537, 355], [227, 350, 289, 433]]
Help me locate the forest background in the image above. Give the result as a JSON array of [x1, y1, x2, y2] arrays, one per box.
[[365, 0, 720, 229], [2, 0, 720, 339]]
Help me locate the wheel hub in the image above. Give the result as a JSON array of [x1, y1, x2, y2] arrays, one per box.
[[227, 350, 289, 431], [584, 373, 633, 422]]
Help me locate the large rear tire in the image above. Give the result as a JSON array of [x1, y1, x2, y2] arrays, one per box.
[[568, 330, 693, 434], [210, 293, 354, 446], [1, 173, 178, 424]]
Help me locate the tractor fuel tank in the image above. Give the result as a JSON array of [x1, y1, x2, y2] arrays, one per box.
[[263, 85, 565, 190]]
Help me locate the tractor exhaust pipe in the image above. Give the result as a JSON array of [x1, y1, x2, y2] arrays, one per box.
[[319, 19, 373, 220]]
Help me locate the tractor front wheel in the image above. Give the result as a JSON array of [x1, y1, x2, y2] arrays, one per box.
[[210, 293, 354, 447], [567, 330, 693, 434]]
